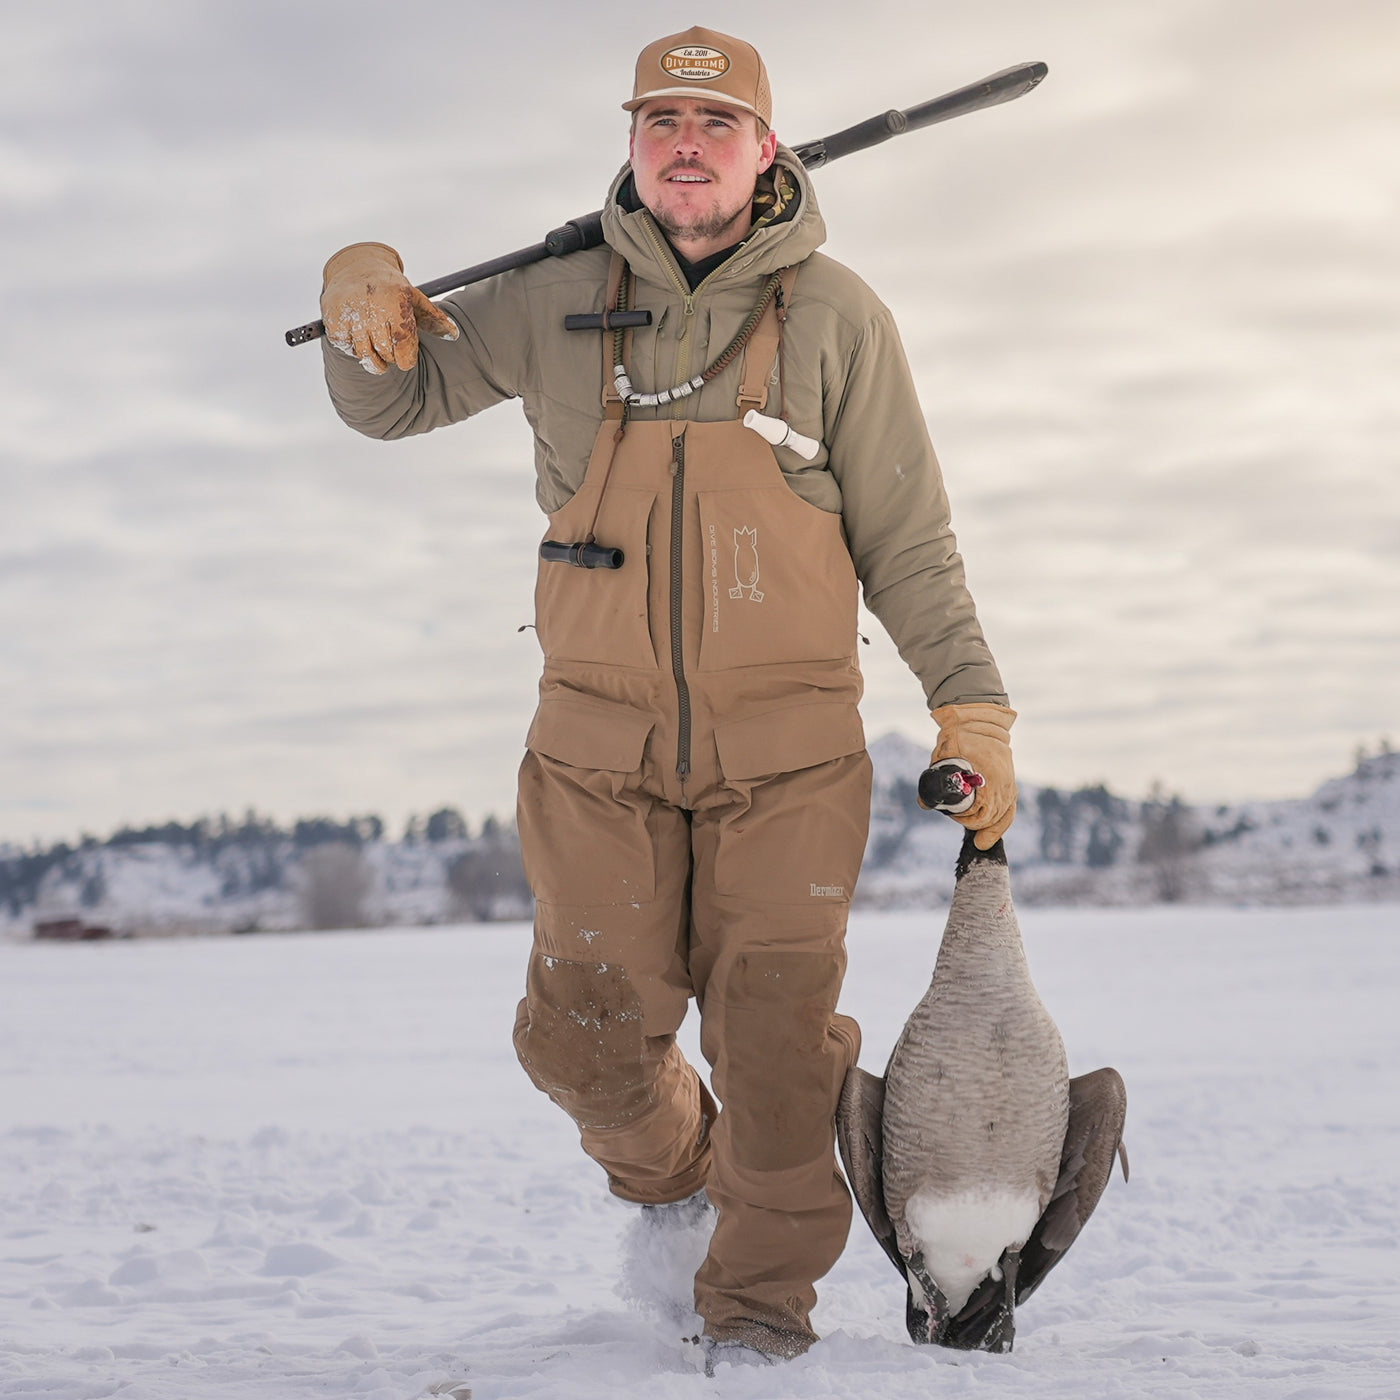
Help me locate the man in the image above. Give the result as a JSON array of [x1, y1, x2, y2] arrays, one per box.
[[318, 25, 1016, 1364]]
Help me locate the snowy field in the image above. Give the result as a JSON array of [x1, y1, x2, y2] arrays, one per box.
[[3, 903, 1399, 1400]]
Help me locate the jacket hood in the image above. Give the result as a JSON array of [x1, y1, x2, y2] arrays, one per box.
[[601, 145, 826, 291]]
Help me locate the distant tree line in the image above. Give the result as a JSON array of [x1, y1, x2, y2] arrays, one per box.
[[0, 805, 520, 922]]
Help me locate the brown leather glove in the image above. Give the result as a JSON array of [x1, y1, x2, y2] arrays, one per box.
[[927, 702, 1018, 850], [320, 242, 459, 374]]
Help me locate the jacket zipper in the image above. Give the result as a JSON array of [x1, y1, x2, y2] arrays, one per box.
[[670, 430, 692, 780], [639, 216, 727, 420]]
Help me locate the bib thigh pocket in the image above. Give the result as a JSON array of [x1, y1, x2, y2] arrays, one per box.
[[518, 697, 657, 906], [710, 704, 871, 904]]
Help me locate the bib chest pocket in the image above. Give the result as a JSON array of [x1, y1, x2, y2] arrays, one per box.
[[535, 485, 659, 670], [696, 486, 859, 672]]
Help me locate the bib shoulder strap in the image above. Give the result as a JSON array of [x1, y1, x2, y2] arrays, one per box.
[[736, 262, 801, 414]]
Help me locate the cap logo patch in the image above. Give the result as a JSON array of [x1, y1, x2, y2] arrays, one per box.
[[660, 45, 731, 82]]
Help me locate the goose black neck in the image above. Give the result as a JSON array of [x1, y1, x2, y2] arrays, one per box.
[[955, 830, 1008, 880]]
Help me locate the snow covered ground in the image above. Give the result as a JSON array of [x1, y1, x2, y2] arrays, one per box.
[[3, 903, 1398, 1399]]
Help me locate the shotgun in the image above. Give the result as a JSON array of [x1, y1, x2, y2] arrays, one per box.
[[284, 60, 1047, 347]]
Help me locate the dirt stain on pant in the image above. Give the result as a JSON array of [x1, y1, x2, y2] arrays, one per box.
[[514, 953, 649, 1130]]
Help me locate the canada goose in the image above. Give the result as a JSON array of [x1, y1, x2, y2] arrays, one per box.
[[838, 831, 1128, 1351]]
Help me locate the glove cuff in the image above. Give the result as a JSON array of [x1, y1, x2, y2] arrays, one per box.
[[931, 702, 1016, 739], [321, 241, 406, 288]]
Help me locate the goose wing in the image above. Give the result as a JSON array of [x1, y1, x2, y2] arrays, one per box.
[[1017, 1064, 1129, 1298], [835, 1065, 904, 1277]]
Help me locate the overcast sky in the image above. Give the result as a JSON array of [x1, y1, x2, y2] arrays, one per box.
[[2, 0, 1396, 843]]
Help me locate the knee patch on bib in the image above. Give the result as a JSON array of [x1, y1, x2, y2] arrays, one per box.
[[514, 952, 652, 1130], [714, 948, 856, 1173]]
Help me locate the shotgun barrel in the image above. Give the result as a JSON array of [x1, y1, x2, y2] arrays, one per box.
[[285, 61, 1047, 347]]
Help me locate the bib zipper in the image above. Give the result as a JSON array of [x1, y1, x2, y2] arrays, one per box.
[[670, 430, 692, 780]]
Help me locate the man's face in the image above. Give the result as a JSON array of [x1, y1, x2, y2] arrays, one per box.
[[629, 97, 779, 259]]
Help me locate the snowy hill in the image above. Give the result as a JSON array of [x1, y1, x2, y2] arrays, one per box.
[[0, 815, 532, 941], [3, 742, 1396, 939], [862, 735, 1400, 909]]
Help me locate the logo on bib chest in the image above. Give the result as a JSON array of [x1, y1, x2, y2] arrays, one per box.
[[729, 527, 764, 603]]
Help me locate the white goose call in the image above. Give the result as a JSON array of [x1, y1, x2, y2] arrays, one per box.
[[742, 410, 822, 462]]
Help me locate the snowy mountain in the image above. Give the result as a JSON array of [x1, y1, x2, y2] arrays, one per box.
[[3, 741, 1396, 939], [863, 733, 1400, 908]]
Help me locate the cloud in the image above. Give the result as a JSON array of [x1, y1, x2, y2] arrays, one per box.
[[1, 0, 1397, 839]]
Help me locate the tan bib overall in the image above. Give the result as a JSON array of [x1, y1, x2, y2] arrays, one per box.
[[512, 257, 872, 1352]]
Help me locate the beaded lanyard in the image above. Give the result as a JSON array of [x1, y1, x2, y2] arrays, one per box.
[[610, 268, 785, 409], [583, 260, 795, 549]]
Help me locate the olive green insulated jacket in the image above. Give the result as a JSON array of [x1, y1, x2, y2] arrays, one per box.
[[322, 148, 1006, 710]]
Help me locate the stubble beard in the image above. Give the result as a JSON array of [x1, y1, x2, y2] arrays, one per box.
[[651, 196, 750, 247], [646, 161, 754, 249]]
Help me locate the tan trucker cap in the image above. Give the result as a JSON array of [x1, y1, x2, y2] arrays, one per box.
[[622, 25, 772, 127]]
